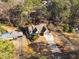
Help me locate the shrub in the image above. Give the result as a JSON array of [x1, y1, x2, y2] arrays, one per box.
[[68, 27, 75, 33], [0, 38, 14, 59], [1, 0, 8, 2], [39, 56, 47, 59], [0, 26, 6, 34], [30, 34, 39, 41], [63, 24, 75, 33], [63, 24, 69, 32]]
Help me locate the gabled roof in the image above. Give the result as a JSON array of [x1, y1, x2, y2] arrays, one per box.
[[28, 23, 47, 34]]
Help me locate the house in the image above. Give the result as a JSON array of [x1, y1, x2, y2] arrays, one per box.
[[28, 24, 47, 35]]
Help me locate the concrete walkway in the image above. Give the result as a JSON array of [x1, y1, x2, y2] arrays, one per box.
[[44, 30, 61, 53]]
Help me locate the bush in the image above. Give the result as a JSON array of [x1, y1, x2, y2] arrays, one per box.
[[1, 0, 8, 2], [30, 34, 39, 41], [39, 56, 47, 59], [63, 24, 69, 32], [68, 27, 75, 33], [0, 39, 14, 59], [0, 26, 6, 34], [63, 24, 75, 33]]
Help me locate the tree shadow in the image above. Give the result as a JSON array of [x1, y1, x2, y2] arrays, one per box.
[[28, 42, 79, 59], [28, 42, 52, 56], [53, 50, 79, 59], [19, 26, 29, 38], [32, 27, 37, 34], [40, 26, 46, 36]]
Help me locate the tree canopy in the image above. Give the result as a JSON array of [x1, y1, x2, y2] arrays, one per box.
[[0, 0, 79, 32], [0, 39, 14, 59]]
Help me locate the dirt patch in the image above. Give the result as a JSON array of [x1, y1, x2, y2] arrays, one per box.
[[1, 25, 16, 32], [63, 33, 79, 40], [51, 31, 64, 47], [34, 36, 47, 43], [63, 33, 79, 50], [51, 31, 74, 52]]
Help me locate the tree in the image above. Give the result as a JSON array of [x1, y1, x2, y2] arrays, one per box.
[[46, 0, 72, 24], [16, 0, 42, 16], [23, 0, 42, 12], [1, 0, 8, 2], [0, 39, 14, 59], [10, 0, 43, 26], [68, 0, 79, 27]]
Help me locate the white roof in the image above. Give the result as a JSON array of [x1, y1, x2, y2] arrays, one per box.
[[32, 24, 47, 33]]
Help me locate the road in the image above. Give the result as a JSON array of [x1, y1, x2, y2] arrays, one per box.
[[44, 30, 61, 53]]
